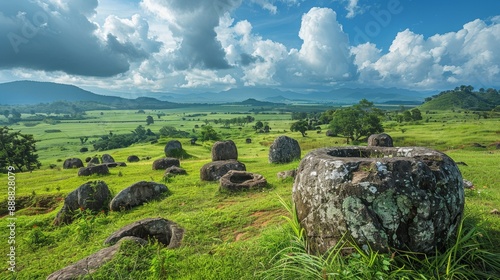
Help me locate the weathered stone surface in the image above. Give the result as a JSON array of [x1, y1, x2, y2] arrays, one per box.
[[292, 146, 465, 254], [109, 181, 170, 211], [152, 157, 180, 170], [200, 160, 246, 181], [88, 157, 100, 166], [46, 237, 146, 280], [78, 164, 110, 176], [269, 135, 301, 164], [101, 154, 115, 163], [104, 217, 184, 248], [211, 140, 238, 161], [127, 155, 140, 162], [164, 166, 187, 176], [367, 133, 394, 147], [104, 162, 127, 168], [277, 169, 297, 180], [164, 140, 183, 158], [63, 158, 84, 169], [219, 171, 267, 192], [54, 181, 111, 225]]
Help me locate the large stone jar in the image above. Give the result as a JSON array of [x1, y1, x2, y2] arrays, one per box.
[[292, 146, 464, 254]]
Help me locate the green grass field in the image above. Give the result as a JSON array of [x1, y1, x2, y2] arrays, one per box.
[[1, 107, 499, 279]]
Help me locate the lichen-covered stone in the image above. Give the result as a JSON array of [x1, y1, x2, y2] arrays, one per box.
[[63, 158, 84, 169], [127, 155, 140, 162], [152, 158, 180, 170], [164, 140, 183, 158], [109, 181, 169, 211], [104, 218, 184, 248], [367, 133, 394, 147], [78, 164, 110, 176], [200, 160, 246, 181], [292, 146, 464, 254], [54, 181, 111, 225], [219, 171, 267, 191], [211, 140, 238, 161], [269, 135, 301, 164]]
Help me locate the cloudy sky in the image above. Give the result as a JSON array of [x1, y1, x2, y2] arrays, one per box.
[[0, 0, 499, 96]]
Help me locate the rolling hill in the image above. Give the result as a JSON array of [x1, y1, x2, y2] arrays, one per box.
[[419, 89, 500, 111]]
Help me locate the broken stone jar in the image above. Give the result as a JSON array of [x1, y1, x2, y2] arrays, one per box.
[[292, 146, 465, 254]]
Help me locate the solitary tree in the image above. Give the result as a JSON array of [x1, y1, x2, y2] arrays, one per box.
[[328, 99, 384, 143], [146, 115, 154, 125], [253, 121, 264, 131], [200, 125, 219, 141], [290, 120, 309, 137], [411, 108, 422, 121], [0, 126, 41, 172]]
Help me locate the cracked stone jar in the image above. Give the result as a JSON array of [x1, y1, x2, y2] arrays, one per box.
[[292, 146, 465, 254]]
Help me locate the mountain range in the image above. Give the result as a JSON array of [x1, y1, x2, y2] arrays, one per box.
[[0, 80, 431, 106]]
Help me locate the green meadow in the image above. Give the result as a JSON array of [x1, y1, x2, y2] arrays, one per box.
[[1, 106, 499, 279]]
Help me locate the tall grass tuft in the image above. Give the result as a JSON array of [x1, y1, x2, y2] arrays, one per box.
[[262, 197, 500, 280]]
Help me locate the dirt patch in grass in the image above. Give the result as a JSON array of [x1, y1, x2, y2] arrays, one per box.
[[233, 208, 289, 241], [0, 194, 64, 217]]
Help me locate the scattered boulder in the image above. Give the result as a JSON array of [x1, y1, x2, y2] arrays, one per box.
[[79, 147, 88, 153], [246, 138, 252, 144], [164, 166, 187, 176], [85, 157, 92, 163], [88, 156, 100, 166], [104, 217, 184, 248], [109, 181, 170, 211], [46, 237, 146, 280], [269, 135, 301, 164], [463, 179, 474, 189], [219, 171, 267, 192], [164, 140, 183, 158], [211, 140, 238, 161], [293, 146, 465, 254], [127, 155, 140, 162], [496, 143, 500, 150], [78, 164, 110, 177], [326, 130, 336, 137], [101, 154, 115, 163], [200, 160, 246, 181], [63, 158, 84, 169], [367, 133, 394, 147], [104, 162, 127, 168], [277, 169, 297, 180], [53, 181, 111, 225], [152, 158, 180, 170]]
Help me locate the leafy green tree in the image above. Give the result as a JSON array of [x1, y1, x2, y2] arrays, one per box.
[[290, 120, 309, 137], [328, 99, 384, 143], [200, 125, 219, 141], [146, 115, 154, 125], [403, 111, 413, 122], [411, 108, 422, 121], [253, 121, 263, 131], [0, 126, 41, 172]]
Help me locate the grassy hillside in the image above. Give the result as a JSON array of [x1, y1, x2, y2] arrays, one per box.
[[420, 88, 500, 111], [1, 107, 499, 279]]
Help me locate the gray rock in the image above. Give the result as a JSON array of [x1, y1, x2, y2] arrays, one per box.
[[246, 138, 252, 144], [104, 162, 127, 168], [127, 155, 140, 162], [200, 160, 246, 181], [211, 140, 238, 161], [87, 157, 100, 166], [152, 158, 180, 170], [292, 146, 465, 254], [277, 169, 297, 180], [54, 181, 111, 225], [164, 166, 187, 176], [101, 154, 115, 163], [63, 158, 84, 169], [46, 237, 146, 280], [367, 133, 394, 147], [269, 135, 301, 164], [78, 164, 110, 176], [164, 140, 183, 158], [104, 217, 184, 248], [219, 171, 267, 192], [463, 179, 474, 189], [109, 181, 170, 211]]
